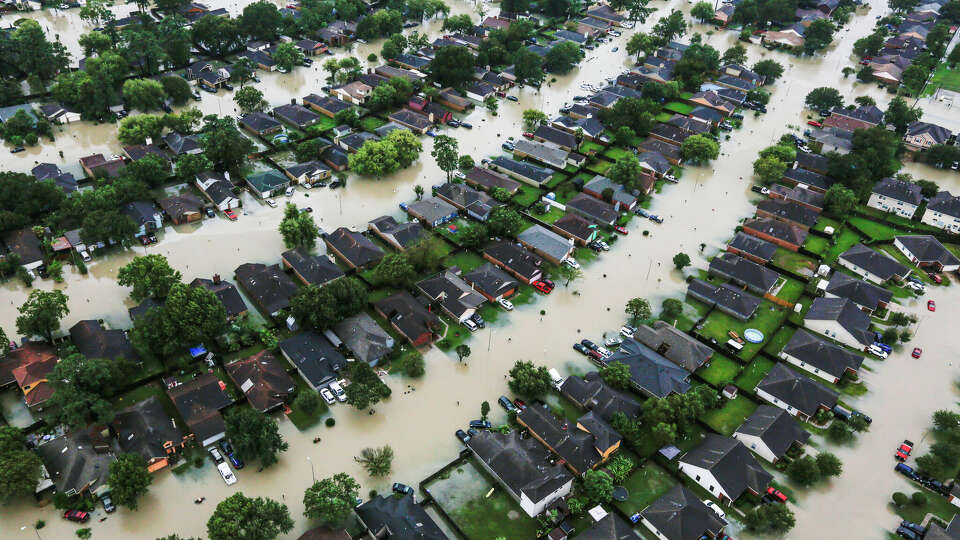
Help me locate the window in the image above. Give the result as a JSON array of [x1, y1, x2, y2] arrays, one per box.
[[709, 485, 714, 492], [695, 475, 700, 481]]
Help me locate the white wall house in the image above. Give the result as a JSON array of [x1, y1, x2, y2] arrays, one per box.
[[867, 192, 918, 219], [471, 454, 572, 517], [836, 257, 886, 285], [676, 462, 731, 502], [196, 174, 240, 211], [779, 350, 840, 383], [755, 386, 804, 419], [731, 431, 779, 463], [922, 207, 960, 234], [802, 319, 865, 351]]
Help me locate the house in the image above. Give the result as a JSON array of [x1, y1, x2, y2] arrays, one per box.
[[166, 373, 232, 447], [303, 94, 353, 117], [279, 332, 346, 390], [837, 243, 910, 284], [640, 485, 727, 540], [923, 515, 960, 539], [339, 131, 379, 153], [324, 227, 384, 270], [764, 28, 805, 49], [317, 20, 355, 46], [489, 156, 553, 186], [867, 177, 923, 219], [742, 217, 808, 252], [435, 88, 472, 111], [513, 138, 570, 169], [196, 172, 240, 211], [464, 167, 521, 194], [238, 49, 277, 71], [190, 276, 248, 320], [239, 112, 283, 136], [331, 81, 372, 104], [374, 65, 426, 82], [631, 320, 714, 372], [565, 193, 619, 226], [38, 102, 81, 124], [580, 514, 640, 540], [796, 151, 830, 175], [281, 248, 344, 287], [733, 405, 811, 464], [36, 430, 115, 496], [552, 115, 606, 141], [648, 123, 691, 146], [895, 235, 960, 272], [332, 313, 394, 366], [922, 191, 960, 234], [245, 170, 290, 199], [123, 201, 164, 238], [323, 146, 349, 171], [285, 160, 332, 185], [690, 105, 726, 127], [585, 4, 625, 25], [755, 199, 818, 230], [721, 63, 764, 86], [517, 225, 575, 265], [112, 397, 190, 472], [518, 406, 621, 475], [165, 132, 202, 155], [713, 4, 736, 25], [756, 363, 838, 421], [466, 430, 574, 517], [667, 115, 711, 136], [405, 197, 459, 228], [31, 163, 78, 195], [7, 343, 58, 409], [197, 68, 230, 89], [225, 350, 296, 413], [388, 109, 432, 134], [373, 292, 441, 346], [533, 125, 578, 152], [583, 175, 638, 210], [434, 183, 500, 222], [417, 270, 486, 323], [354, 493, 448, 540], [483, 242, 544, 284], [866, 60, 903, 87], [234, 263, 298, 317], [601, 338, 691, 398], [678, 434, 772, 504], [462, 262, 518, 303], [821, 105, 884, 133], [904, 121, 952, 152], [69, 320, 140, 363], [803, 297, 874, 350], [295, 38, 327, 56], [123, 143, 172, 164], [768, 184, 825, 213], [392, 53, 431, 71], [708, 252, 780, 295], [80, 153, 125, 178], [368, 216, 424, 251], [273, 103, 321, 129], [2, 228, 44, 270], [780, 329, 864, 384], [687, 279, 761, 321], [783, 166, 836, 193], [823, 272, 892, 313], [560, 371, 642, 422], [689, 90, 735, 116], [158, 194, 204, 224], [552, 214, 599, 246]]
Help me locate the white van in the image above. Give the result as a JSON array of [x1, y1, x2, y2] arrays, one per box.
[[329, 381, 347, 402], [548, 368, 564, 388], [217, 462, 237, 485]]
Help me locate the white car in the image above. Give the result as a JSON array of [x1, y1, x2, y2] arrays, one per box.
[[285, 187, 295, 197], [868, 344, 888, 359], [266, 199, 278, 208], [217, 462, 237, 485], [329, 381, 347, 402], [454, 171, 466, 179], [620, 326, 635, 338], [703, 499, 726, 521], [463, 319, 478, 332], [563, 258, 581, 269], [498, 298, 514, 310], [906, 281, 925, 293], [604, 336, 623, 347], [320, 388, 336, 404], [596, 346, 613, 358], [209, 447, 225, 463], [79, 250, 91, 262]]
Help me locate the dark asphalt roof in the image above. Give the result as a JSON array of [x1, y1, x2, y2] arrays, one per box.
[[896, 235, 960, 267], [680, 434, 772, 501], [727, 232, 777, 262], [872, 177, 923, 206], [805, 297, 874, 347], [708, 252, 780, 293], [641, 484, 726, 540], [757, 363, 839, 417], [735, 405, 811, 460], [604, 338, 691, 398], [825, 271, 892, 311], [781, 329, 864, 380], [467, 430, 574, 504], [838, 243, 909, 281]]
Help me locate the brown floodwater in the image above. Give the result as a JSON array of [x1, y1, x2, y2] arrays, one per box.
[[3, 0, 960, 538]]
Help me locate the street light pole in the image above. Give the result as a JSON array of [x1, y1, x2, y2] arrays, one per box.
[[20, 526, 41, 540], [306, 456, 315, 483]]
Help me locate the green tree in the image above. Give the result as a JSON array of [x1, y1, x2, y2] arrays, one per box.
[[721, 44, 748, 65], [16, 290, 69, 342], [481, 401, 491, 420], [672, 252, 691, 270], [303, 473, 360, 526], [804, 87, 843, 111], [344, 361, 391, 410], [599, 361, 632, 391], [175, 153, 214, 179], [432, 135, 459, 182], [626, 32, 657, 62], [11, 19, 70, 81], [884, 96, 922, 134], [442, 14, 474, 33], [207, 492, 293, 540], [192, 15, 245, 57], [826, 421, 855, 443], [652, 9, 687, 44], [0, 426, 42, 503], [582, 470, 614, 504], [487, 206, 524, 237], [131, 283, 227, 358], [744, 503, 795, 535], [691, 1, 715, 22], [380, 33, 407, 60], [294, 391, 320, 414], [753, 155, 788, 184], [230, 57, 255, 86], [233, 86, 268, 114], [484, 95, 499, 115], [607, 154, 645, 191], [823, 185, 858, 217], [458, 155, 475, 172], [79, 30, 113, 57], [522, 109, 548, 132], [278, 203, 318, 249], [787, 455, 822, 486], [354, 445, 394, 477], [625, 297, 652, 324], [161, 76, 193, 105], [459, 223, 489, 249], [508, 360, 552, 397], [373, 253, 416, 287], [606, 454, 634, 483], [752, 59, 784, 84], [661, 298, 683, 321], [414, 184, 425, 201], [118, 254, 183, 302], [108, 453, 152, 510], [816, 452, 843, 478], [892, 492, 909, 506], [455, 344, 471, 363], [46, 352, 117, 428], [123, 79, 166, 112], [544, 41, 583, 74], [803, 19, 835, 54], [200, 116, 256, 173], [912, 491, 927, 505], [681, 134, 720, 164], [290, 278, 368, 330], [224, 408, 288, 468], [240, 1, 283, 41], [273, 42, 305, 72]]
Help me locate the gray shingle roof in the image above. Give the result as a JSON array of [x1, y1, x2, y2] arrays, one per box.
[[927, 191, 960, 219], [278, 332, 345, 388], [680, 434, 772, 501], [735, 405, 811, 460], [758, 363, 839, 417], [518, 405, 618, 474], [907, 121, 952, 144], [332, 313, 394, 365], [825, 272, 892, 311], [687, 279, 762, 320], [805, 297, 874, 346], [368, 216, 424, 249], [416, 270, 486, 320], [631, 320, 714, 372], [281, 248, 344, 286], [783, 167, 836, 191], [467, 430, 573, 504], [517, 225, 574, 262], [728, 232, 777, 262], [490, 156, 553, 184], [708, 252, 780, 294], [355, 493, 448, 540], [838, 243, 909, 281], [897, 235, 960, 267], [641, 485, 726, 540], [756, 199, 818, 228], [872, 177, 923, 205], [578, 513, 640, 540], [782, 329, 864, 380], [743, 217, 808, 247], [559, 371, 642, 422], [604, 338, 692, 398]]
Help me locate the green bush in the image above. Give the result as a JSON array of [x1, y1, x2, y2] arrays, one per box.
[[912, 491, 927, 505], [294, 391, 320, 414], [325, 417, 336, 427], [892, 492, 908, 506], [25, 132, 38, 145]]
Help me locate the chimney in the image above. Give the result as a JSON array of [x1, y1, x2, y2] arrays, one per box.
[[290, 98, 296, 105], [213, 274, 221, 284]]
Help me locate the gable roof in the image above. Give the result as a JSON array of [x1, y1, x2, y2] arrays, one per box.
[[463, 262, 518, 299], [8, 343, 58, 407], [464, 166, 521, 193], [560, 371, 642, 422], [927, 191, 960, 219], [680, 434, 772, 500], [279, 332, 346, 387], [735, 405, 811, 460], [728, 232, 777, 262], [897, 235, 960, 267], [566, 193, 619, 224], [783, 167, 836, 191], [825, 271, 892, 311], [872, 177, 923, 205], [282, 248, 344, 286], [631, 320, 714, 372], [434, 182, 500, 220], [796, 151, 830, 173], [239, 112, 282, 133], [490, 156, 553, 184], [518, 225, 574, 262], [782, 329, 864, 379], [756, 199, 818, 228], [709, 252, 780, 293], [906, 121, 951, 144], [373, 292, 441, 342], [234, 263, 298, 316], [69, 320, 139, 363], [467, 430, 574, 503], [166, 373, 232, 443], [416, 270, 486, 320], [805, 297, 874, 346], [225, 350, 296, 412], [742, 217, 808, 247], [583, 175, 638, 208], [641, 484, 726, 540], [158, 194, 203, 222], [113, 396, 186, 461], [36, 429, 115, 495], [605, 338, 691, 398], [368, 216, 424, 249], [838, 243, 909, 280], [332, 313, 394, 365], [407, 196, 458, 224], [553, 213, 598, 242], [190, 277, 247, 318], [355, 493, 448, 539], [518, 405, 619, 474], [246, 170, 289, 193], [483, 242, 544, 281], [758, 363, 839, 416], [273, 103, 321, 127], [326, 227, 385, 268], [687, 279, 762, 319]]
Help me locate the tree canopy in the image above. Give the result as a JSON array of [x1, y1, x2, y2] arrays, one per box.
[[207, 492, 293, 540], [16, 289, 69, 342], [108, 453, 153, 509], [118, 254, 183, 302], [303, 473, 361, 526], [0, 426, 42, 503], [224, 408, 289, 468], [508, 360, 552, 397], [290, 277, 368, 330]]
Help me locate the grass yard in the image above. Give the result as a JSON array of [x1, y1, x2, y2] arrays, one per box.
[[701, 395, 759, 436], [848, 216, 901, 242], [544, 171, 569, 189], [359, 116, 387, 132], [696, 354, 743, 387], [586, 159, 613, 175], [813, 216, 841, 233], [552, 181, 580, 204], [763, 326, 796, 355], [511, 183, 542, 208], [923, 63, 960, 96], [771, 248, 819, 275], [441, 250, 486, 273], [803, 234, 830, 256], [579, 140, 605, 154], [654, 111, 672, 123], [433, 217, 473, 247], [436, 315, 472, 352], [696, 301, 789, 360], [287, 377, 330, 430], [528, 204, 566, 224], [306, 116, 337, 135], [877, 245, 932, 283], [822, 227, 864, 263], [735, 356, 775, 391], [671, 298, 712, 332], [602, 146, 632, 161], [613, 461, 677, 517], [664, 101, 694, 115], [774, 277, 807, 303]]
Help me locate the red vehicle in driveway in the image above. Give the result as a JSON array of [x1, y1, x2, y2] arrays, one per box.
[[912, 347, 922, 359], [928, 300, 936, 312], [614, 225, 628, 235], [929, 273, 942, 284], [807, 120, 822, 128], [533, 280, 554, 294], [766, 487, 788, 503], [522, 132, 534, 138], [224, 209, 238, 221], [64, 510, 90, 523]]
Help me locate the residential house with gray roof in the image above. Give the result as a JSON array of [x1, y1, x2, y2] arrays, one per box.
[[489, 156, 553, 186], [582, 175, 638, 210], [235, 263, 298, 317], [678, 434, 772, 504], [742, 217, 808, 252], [373, 292, 441, 347], [513, 138, 570, 169], [803, 297, 874, 349], [768, 184, 825, 213], [483, 242, 543, 284], [708, 252, 780, 295], [565, 193, 619, 226], [434, 182, 501, 222], [281, 248, 344, 287], [355, 493, 448, 540], [783, 166, 835, 193], [823, 271, 892, 313], [837, 243, 910, 284], [367, 216, 424, 250], [464, 166, 521, 194], [756, 199, 818, 230], [756, 363, 838, 421], [552, 214, 599, 246], [37, 429, 115, 496], [921, 191, 960, 234], [239, 112, 282, 136], [733, 405, 810, 463], [333, 313, 394, 366], [324, 227, 384, 270], [631, 320, 714, 372], [687, 279, 761, 321], [640, 485, 726, 540], [518, 406, 622, 476], [727, 232, 777, 264], [780, 329, 864, 383], [279, 332, 346, 390], [225, 350, 296, 413], [868, 177, 923, 219], [895, 235, 960, 272], [601, 338, 692, 398], [517, 225, 574, 265], [416, 270, 486, 323], [560, 371, 642, 422], [272, 103, 321, 128], [904, 121, 952, 152], [405, 197, 458, 228]]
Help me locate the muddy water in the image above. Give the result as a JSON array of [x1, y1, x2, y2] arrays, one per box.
[[2, 0, 958, 538]]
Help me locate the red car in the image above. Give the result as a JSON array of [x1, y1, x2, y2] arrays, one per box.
[[895, 449, 909, 461], [496, 91, 506, 97], [514, 398, 527, 410], [63, 510, 90, 523], [912, 347, 923, 359], [766, 487, 788, 503], [532, 280, 554, 294], [929, 273, 942, 284], [928, 300, 936, 312], [522, 132, 534, 138], [224, 209, 238, 221], [807, 120, 822, 128], [587, 350, 603, 360], [614, 225, 628, 235]]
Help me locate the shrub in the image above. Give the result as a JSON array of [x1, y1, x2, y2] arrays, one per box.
[[25, 132, 39, 145], [294, 391, 320, 414], [369, 489, 378, 498], [892, 492, 909, 506], [367, 53, 377, 61], [826, 421, 855, 444], [912, 491, 927, 505], [325, 418, 336, 427]]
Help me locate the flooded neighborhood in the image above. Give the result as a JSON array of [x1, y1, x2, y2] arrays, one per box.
[[2, 0, 960, 538]]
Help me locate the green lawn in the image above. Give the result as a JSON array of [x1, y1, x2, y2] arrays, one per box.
[[435, 461, 541, 540], [696, 354, 742, 387], [579, 140, 605, 154], [923, 63, 960, 96], [813, 216, 841, 233], [528, 204, 566, 224], [602, 146, 632, 161], [544, 172, 569, 189], [701, 395, 759, 435], [771, 248, 819, 275], [433, 217, 473, 247], [552, 180, 580, 204], [613, 461, 677, 517], [671, 298, 712, 332], [848, 216, 901, 242], [696, 301, 789, 360], [287, 377, 330, 430], [511, 183, 542, 208], [654, 111, 672, 123], [893, 491, 960, 524], [664, 101, 694, 115], [441, 250, 486, 272], [823, 227, 864, 263], [305, 116, 337, 135], [774, 277, 807, 303], [359, 116, 387, 132], [788, 294, 814, 325], [586, 159, 612, 175], [763, 326, 796, 355], [735, 356, 775, 391], [436, 315, 472, 352], [803, 235, 830, 256]]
